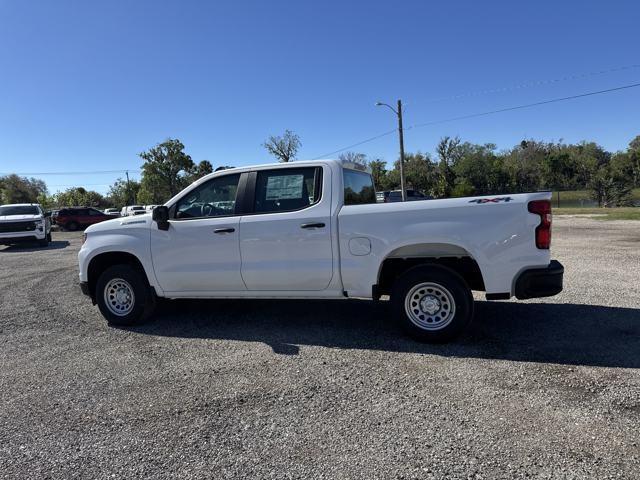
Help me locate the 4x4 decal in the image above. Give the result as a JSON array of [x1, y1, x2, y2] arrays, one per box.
[[468, 197, 513, 204]]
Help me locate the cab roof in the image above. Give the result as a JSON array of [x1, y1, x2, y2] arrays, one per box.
[[203, 159, 371, 177], [0, 203, 40, 207]]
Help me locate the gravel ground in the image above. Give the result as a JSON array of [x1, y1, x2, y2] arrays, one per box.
[[1, 217, 639, 479]]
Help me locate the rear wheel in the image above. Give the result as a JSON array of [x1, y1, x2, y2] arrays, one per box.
[[392, 265, 474, 343], [95, 264, 156, 326], [66, 221, 78, 231]]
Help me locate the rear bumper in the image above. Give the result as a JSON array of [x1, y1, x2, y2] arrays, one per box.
[[515, 260, 564, 299]]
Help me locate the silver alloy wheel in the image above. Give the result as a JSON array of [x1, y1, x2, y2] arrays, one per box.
[[103, 278, 135, 317], [404, 282, 456, 331]]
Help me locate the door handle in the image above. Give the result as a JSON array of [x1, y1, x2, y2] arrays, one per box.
[[214, 227, 235, 234], [300, 222, 325, 229]]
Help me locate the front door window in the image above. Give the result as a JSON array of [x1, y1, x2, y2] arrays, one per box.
[[175, 174, 240, 219]]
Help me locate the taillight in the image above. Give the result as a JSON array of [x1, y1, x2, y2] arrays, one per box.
[[528, 200, 552, 249]]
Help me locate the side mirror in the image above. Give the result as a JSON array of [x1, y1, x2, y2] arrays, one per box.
[[152, 206, 170, 231]]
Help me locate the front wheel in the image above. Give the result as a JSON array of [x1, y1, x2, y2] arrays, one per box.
[[95, 265, 156, 326], [392, 265, 474, 343]]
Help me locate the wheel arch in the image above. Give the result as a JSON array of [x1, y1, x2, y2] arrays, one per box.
[[87, 251, 151, 301], [375, 242, 485, 298]]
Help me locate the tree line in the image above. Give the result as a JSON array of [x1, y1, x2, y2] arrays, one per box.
[[258, 130, 639, 207], [0, 139, 231, 209], [1, 133, 638, 209], [366, 135, 640, 207], [255, 130, 640, 207]]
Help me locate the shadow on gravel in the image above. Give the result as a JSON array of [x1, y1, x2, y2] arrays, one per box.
[[0, 240, 70, 252], [130, 299, 640, 368]]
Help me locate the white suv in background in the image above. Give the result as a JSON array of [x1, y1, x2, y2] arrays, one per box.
[[120, 205, 146, 217], [103, 208, 121, 216], [0, 203, 52, 247]]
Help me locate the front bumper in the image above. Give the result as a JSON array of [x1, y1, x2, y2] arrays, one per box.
[[515, 260, 564, 300], [0, 234, 41, 244]]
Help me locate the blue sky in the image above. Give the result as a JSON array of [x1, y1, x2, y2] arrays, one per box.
[[1, 0, 639, 195]]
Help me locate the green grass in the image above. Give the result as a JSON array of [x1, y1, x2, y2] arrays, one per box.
[[555, 207, 640, 220], [551, 188, 640, 208]]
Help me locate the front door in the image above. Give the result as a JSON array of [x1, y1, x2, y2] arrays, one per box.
[[150, 173, 246, 293], [239, 166, 334, 291]]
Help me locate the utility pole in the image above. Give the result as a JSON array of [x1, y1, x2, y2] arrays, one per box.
[[376, 99, 407, 201], [397, 99, 407, 202], [125, 170, 131, 206]]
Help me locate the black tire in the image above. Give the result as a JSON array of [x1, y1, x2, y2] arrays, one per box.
[[391, 264, 474, 343], [95, 264, 156, 327], [66, 221, 79, 231], [37, 236, 49, 247], [46, 232, 52, 242]]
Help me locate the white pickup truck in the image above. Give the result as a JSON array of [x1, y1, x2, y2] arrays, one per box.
[[0, 203, 52, 247], [78, 159, 563, 342]]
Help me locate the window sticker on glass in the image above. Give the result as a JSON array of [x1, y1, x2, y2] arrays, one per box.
[[265, 174, 304, 200]]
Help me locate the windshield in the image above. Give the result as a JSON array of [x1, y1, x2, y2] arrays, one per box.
[[0, 205, 40, 216]]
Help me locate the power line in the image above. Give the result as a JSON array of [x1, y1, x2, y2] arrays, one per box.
[[422, 63, 640, 104], [4, 78, 640, 169], [0, 169, 141, 176], [410, 82, 640, 129], [47, 183, 116, 187], [312, 81, 640, 158], [312, 129, 398, 160]]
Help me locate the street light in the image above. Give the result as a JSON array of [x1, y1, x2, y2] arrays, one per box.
[[376, 99, 406, 201]]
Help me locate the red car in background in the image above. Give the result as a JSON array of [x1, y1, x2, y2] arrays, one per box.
[[54, 207, 114, 231]]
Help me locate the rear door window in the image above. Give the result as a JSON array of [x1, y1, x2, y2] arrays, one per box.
[[343, 170, 376, 205], [253, 167, 321, 213]]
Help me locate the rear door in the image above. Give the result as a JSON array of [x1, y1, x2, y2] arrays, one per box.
[[239, 165, 333, 291]]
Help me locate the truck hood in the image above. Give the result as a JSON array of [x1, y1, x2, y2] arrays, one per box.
[[0, 214, 43, 222], [85, 214, 152, 233]]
